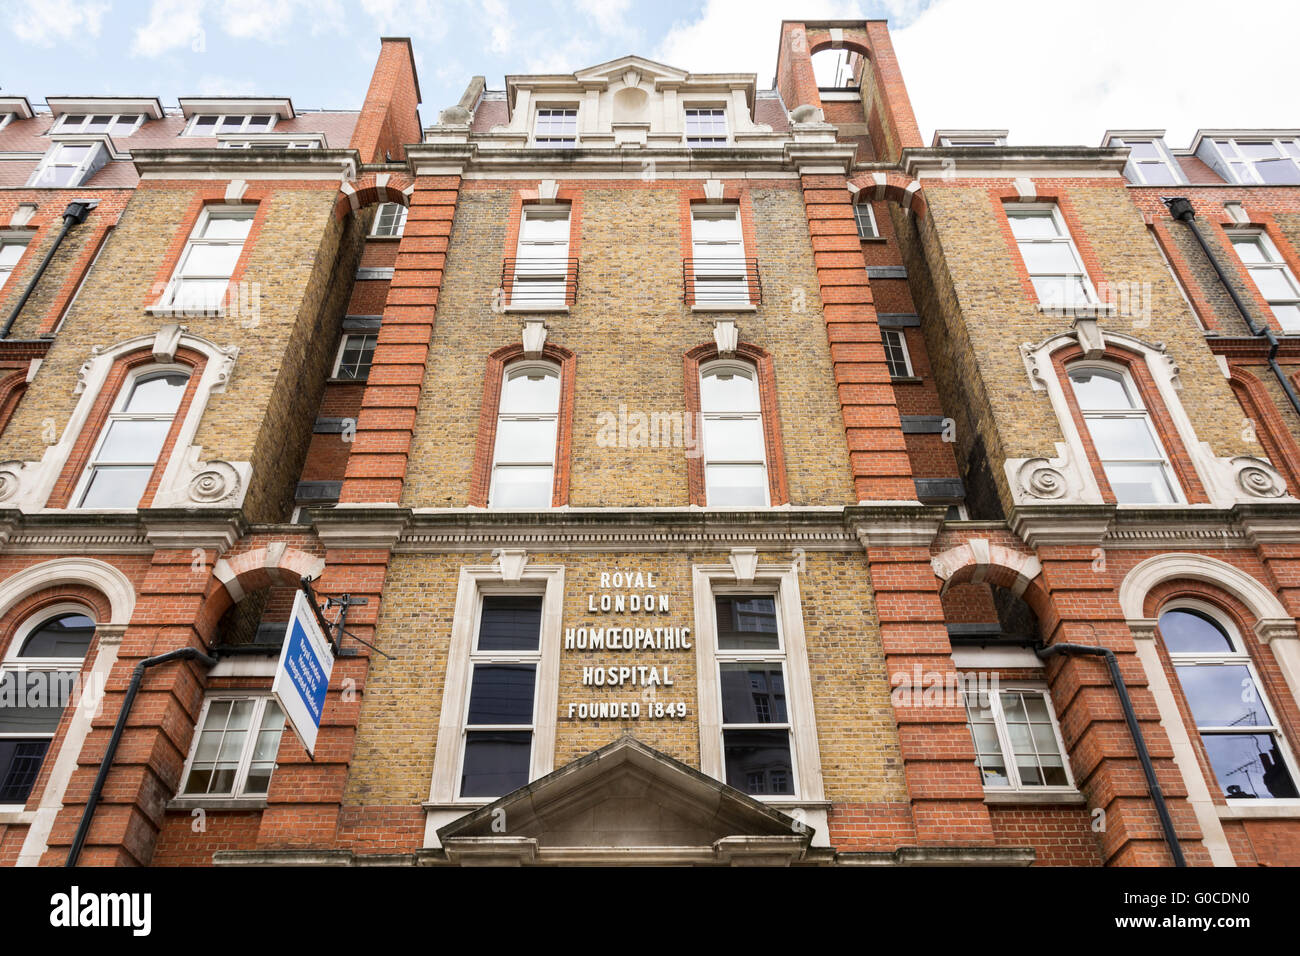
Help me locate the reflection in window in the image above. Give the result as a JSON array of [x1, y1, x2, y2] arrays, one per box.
[[699, 361, 768, 507], [459, 595, 543, 798], [489, 363, 560, 508], [0, 611, 96, 804], [1068, 366, 1178, 504], [179, 697, 286, 797], [77, 370, 189, 509], [1159, 607, 1298, 800], [964, 688, 1072, 790]]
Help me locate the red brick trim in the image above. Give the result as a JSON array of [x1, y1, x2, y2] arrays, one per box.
[[1053, 343, 1209, 505], [990, 189, 1111, 306], [0, 368, 28, 437], [332, 171, 416, 222], [1227, 366, 1300, 495], [682, 341, 789, 507], [144, 192, 268, 312], [40, 224, 112, 335], [679, 187, 760, 307], [1149, 219, 1217, 331], [499, 187, 582, 306], [468, 342, 577, 508], [46, 346, 207, 509], [1207, 211, 1300, 335]]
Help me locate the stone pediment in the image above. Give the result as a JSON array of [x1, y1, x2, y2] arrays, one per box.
[[436, 735, 812, 865]]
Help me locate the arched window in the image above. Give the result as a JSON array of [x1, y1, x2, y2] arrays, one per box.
[[74, 368, 190, 509], [1158, 604, 1298, 800], [1068, 365, 1179, 504], [0, 607, 96, 806], [488, 362, 560, 508], [699, 361, 768, 506]]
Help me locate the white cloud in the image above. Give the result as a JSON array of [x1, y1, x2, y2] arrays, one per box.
[[892, 0, 1300, 147], [359, 0, 451, 44], [483, 0, 511, 55], [575, 0, 635, 40], [654, 0, 865, 76], [10, 0, 110, 46], [131, 0, 205, 57]]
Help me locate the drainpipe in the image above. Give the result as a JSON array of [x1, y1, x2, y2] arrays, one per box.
[[0, 200, 99, 340], [1164, 196, 1300, 420], [1036, 642, 1187, 867], [65, 646, 218, 867]]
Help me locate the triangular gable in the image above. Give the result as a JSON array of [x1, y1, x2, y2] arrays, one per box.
[[437, 735, 812, 865]]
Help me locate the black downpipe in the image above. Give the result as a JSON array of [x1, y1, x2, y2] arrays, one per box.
[[0, 200, 99, 340], [1164, 196, 1300, 421], [1036, 642, 1187, 867], [65, 646, 217, 867]]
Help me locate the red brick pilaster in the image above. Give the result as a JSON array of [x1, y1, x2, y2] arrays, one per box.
[[340, 176, 461, 504], [800, 173, 913, 501]]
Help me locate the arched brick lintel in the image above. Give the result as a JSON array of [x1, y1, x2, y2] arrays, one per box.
[[333, 172, 415, 222]]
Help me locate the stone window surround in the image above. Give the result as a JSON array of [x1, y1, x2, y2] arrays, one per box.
[[0, 328, 245, 513], [692, 556, 829, 847], [424, 554, 565, 845], [1008, 327, 1292, 508], [1119, 552, 1300, 865]]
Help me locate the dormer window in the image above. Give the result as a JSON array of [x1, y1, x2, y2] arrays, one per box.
[[1112, 137, 1184, 186], [53, 113, 145, 137], [533, 107, 577, 147], [1211, 137, 1300, 185], [185, 114, 276, 136], [685, 107, 728, 146], [934, 130, 1008, 147], [27, 142, 108, 188]]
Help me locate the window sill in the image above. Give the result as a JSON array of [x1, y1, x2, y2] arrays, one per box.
[[983, 789, 1086, 806], [167, 796, 268, 812], [889, 375, 923, 385], [1035, 303, 1118, 318], [0, 807, 35, 824], [1217, 800, 1300, 819], [690, 303, 758, 313], [501, 304, 569, 313], [326, 377, 369, 385], [145, 305, 225, 318], [422, 799, 493, 812], [367, 235, 402, 242], [858, 236, 887, 243]]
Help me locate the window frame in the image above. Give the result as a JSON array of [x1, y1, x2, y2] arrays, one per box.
[[1006, 203, 1100, 309], [175, 694, 286, 801], [1159, 600, 1300, 804], [0, 603, 96, 811], [183, 113, 278, 136], [693, 563, 824, 807], [1114, 137, 1186, 186], [881, 329, 914, 379], [684, 105, 729, 147], [1227, 229, 1300, 332], [510, 205, 572, 306], [332, 333, 377, 381], [370, 202, 408, 238], [853, 202, 878, 239], [26, 141, 108, 189], [1212, 137, 1300, 186], [531, 105, 579, 147], [689, 203, 750, 305], [1067, 362, 1183, 506], [962, 682, 1076, 794], [53, 113, 144, 137], [698, 358, 770, 507], [428, 563, 565, 807], [488, 360, 562, 509], [0, 236, 30, 293], [70, 364, 191, 511], [157, 204, 255, 313]]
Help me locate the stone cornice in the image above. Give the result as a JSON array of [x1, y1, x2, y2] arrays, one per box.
[[901, 145, 1129, 180], [132, 147, 360, 180]]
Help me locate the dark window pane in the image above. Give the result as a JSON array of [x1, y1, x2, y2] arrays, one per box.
[[460, 730, 531, 797], [0, 739, 49, 803], [1202, 733, 1299, 800], [18, 613, 95, 658], [1175, 664, 1270, 728], [723, 729, 793, 795], [1158, 609, 1233, 653], [715, 595, 778, 650], [466, 664, 536, 725], [720, 662, 787, 724], [477, 595, 543, 651], [0, 671, 77, 733]]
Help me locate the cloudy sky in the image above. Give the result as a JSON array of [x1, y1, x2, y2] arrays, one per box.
[[3, 0, 1296, 148]]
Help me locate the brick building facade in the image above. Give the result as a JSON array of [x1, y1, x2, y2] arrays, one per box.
[[0, 20, 1298, 867]]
